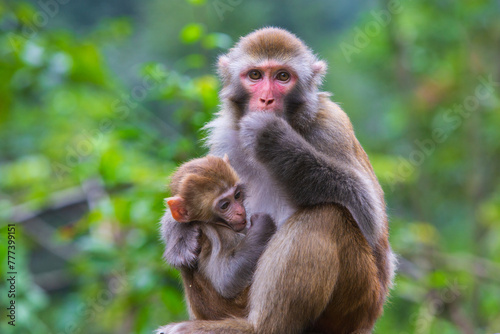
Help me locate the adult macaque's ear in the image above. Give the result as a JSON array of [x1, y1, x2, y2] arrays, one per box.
[[223, 153, 230, 164], [218, 55, 230, 69], [217, 55, 231, 85], [312, 60, 327, 80], [166, 196, 190, 223]]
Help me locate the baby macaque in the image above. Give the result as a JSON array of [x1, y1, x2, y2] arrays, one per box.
[[162, 155, 276, 320]]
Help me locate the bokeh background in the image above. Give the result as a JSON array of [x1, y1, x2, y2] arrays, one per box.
[[1, 0, 499, 333]]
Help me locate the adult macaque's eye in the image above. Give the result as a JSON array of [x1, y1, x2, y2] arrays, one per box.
[[234, 190, 241, 200], [248, 70, 262, 80], [277, 71, 290, 81]]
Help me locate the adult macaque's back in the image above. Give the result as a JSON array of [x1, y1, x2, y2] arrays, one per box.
[[159, 27, 396, 334]]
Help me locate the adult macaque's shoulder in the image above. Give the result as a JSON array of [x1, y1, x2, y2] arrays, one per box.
[[317, 92, 354, 133]]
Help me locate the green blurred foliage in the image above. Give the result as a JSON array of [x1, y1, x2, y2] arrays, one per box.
[[0, 0, 499, 333]]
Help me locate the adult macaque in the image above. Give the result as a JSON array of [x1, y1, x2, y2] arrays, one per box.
[[162, 155, 276, 321], [159, 27, 396, 334]]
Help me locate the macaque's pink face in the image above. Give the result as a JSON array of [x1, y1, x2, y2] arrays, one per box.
[[214, 185, 247, 232], [240, 60, 297, 113]]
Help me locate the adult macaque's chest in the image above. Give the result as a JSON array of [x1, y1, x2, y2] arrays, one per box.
[[209, 123, 296, 227], [235, 158, 295, 228]]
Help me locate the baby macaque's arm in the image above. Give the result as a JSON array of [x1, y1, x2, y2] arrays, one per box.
[[207, 213, 276, 299]]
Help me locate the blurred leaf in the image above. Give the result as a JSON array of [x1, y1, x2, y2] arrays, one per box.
[[186, 0, 206, 5], [179, 23, 204, 44]]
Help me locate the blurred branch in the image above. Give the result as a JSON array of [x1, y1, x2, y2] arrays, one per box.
[[10, 186, 88, 223], [33, 269, 73, 292], [438, 253, 500, 283], [82, 177, 110, 210], [447, 300, 475, 334], [10, 182, 133, 224], [401, 250, 500, 283], [10, 187, 86, 261], [10, 180, 133, 261], [82, 176, 123, 244], [23, 217, 78, 260], [395, 255, 424, 280]]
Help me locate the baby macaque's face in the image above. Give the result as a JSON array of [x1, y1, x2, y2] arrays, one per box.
[[213, 184, 247, 232]]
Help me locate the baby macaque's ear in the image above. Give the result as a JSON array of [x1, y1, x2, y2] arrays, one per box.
[[166, 196, 190, 223], [223, 153, 230, 164]]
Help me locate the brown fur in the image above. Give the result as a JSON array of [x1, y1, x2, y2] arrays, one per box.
[[165, 156, 276, 325], [168, 156, 248, 319], [159, 204, 386, 334], [157, 28, 394, 334], [239, 28, 306, 60], [170, 155, 239, 221], [181, 231, 249, 320]]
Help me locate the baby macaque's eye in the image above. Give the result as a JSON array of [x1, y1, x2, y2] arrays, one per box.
[[220, 201, 230, 211], [234, 190, 241, 200]]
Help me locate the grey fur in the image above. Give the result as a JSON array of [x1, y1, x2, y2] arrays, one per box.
[[160, 208, 276, 298], [160, 209, 201, 269], [199, 213, 276, 298], [157, 27, 395, 334], [205, 106, 386, 249], [239, 111, 384, 248]]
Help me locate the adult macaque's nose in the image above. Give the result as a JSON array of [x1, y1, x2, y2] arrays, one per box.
[[259, 98, 274, 106]]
